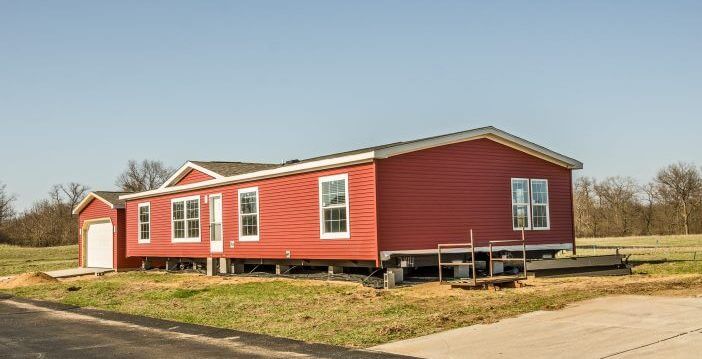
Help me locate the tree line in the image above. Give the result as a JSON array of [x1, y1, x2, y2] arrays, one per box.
[[575, 162, 702, 237], [0, 160, 172, 247], [1, 159, 701, 247]]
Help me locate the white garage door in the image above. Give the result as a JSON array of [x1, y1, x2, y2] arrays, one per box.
[[86, 222, 114, 268]]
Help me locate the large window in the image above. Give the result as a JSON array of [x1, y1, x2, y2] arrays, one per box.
[[238, 187, 259, 241], [511, 178, 550, 230], [531, 179, 550, 229], [138, 202, 150, 243], [511, 178, 531, 230], [171, 195, 200, 242], [319, 174, 350, 239]]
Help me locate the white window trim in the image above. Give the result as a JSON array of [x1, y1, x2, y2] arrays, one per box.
[[319, 173, 351, 240], [137, 202, 151, 244], [511, 178, 532, 231], [238, 187, 260, 242], [531, 179, 551, 230], [171, 195, 201, 243]]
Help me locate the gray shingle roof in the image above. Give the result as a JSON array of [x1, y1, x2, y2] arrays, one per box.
[[93, 191, 132, 208], [190, 161, 281, 177]]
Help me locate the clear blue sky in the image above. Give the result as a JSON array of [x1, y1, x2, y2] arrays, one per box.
[[1, 1, 701, 210]]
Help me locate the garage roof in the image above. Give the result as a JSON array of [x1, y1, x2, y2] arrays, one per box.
[[72, 191, 133, 215]]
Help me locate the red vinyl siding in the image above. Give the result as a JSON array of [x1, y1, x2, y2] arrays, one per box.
[[77, 199, 139, 269], [126, 163, 378, 262], [376, 138, 575, 251], [174, 169, 215, 186]]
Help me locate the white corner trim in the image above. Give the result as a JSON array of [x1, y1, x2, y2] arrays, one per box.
[[72, 192, 118, 215], [319, 173, 351, 240], [159, 161, 226, 189]]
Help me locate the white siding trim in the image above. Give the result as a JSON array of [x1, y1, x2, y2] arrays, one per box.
[[237, 187, 260, 242], [319, 173, 351, 240]]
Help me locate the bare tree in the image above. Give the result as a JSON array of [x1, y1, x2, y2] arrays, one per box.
[[0, 182, 16, 227], [640, 182, 657, 235], [654, 162, 702, 235], [574, 177, 597, 237], [116, 160, 173, 192], [594, 176, 640, 236]]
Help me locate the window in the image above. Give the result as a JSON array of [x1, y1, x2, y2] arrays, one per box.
[[511, 178, 531, 230], [238, 187, 259, 241], [171, 195, 200, 242], [511, 178, 551, 230], [138, 203, 150, 243], [319, 174, 350, 239], [531, 179, 550, 229]]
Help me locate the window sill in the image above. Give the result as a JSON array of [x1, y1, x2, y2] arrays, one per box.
[[239, 236, 259, 242], [171, 238, 201, 243], [137, 240, 150, 244], [321, 232, 350, 240]]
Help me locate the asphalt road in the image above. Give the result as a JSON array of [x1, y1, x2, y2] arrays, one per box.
[[0, 294, 409, 359]]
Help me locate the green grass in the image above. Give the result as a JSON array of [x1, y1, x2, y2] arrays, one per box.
[[574, 234, 702, 275], [0, 244, 78, 276], [4, 271, 702, 347]]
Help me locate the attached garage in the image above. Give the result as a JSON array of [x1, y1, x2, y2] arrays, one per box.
[[84, 220, 114, 268], [73, 191, 142, 270]]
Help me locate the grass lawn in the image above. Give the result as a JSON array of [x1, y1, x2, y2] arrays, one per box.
[[574, 234, 702, 275], [3, 271, 702, 347], [0, 244, 78, 276]]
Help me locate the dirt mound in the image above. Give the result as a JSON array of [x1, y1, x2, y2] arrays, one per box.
[[0, 272, 59, 289]]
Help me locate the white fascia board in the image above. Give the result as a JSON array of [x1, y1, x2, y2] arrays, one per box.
[[374, 127, 583, 169], [159, 161, 226, 189], [120, 152, 376, 201], [72, 193, 116, 215]]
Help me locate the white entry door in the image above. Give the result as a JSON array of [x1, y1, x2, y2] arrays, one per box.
[[210, 194, 223, 253], [86, 221, 114, 268]]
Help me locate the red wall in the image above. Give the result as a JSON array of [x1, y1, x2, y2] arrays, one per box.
[[375, 138, 575, 251], [78, 199, 140, 269], [174, 169, 214, 186], [125, 163, 378, 262]]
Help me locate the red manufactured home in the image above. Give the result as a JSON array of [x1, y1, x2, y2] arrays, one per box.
[[75, 127, 582, 273]]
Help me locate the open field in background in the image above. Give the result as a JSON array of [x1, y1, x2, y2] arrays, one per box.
[[4, 271, 702, 347], [0, 244, 78, 276], [574, 234, 702, 275]]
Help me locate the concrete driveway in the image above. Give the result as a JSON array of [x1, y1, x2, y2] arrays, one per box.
[[0, 295, 408, 358], [372, 295, 702, 359]]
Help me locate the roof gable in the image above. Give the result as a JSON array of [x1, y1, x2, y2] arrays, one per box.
[[160, 161, 280, 189], [72, 191, 132, 215]]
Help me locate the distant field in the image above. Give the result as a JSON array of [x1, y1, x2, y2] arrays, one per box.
[[575, 234, 702, 275], [0, 244, 78, 276]]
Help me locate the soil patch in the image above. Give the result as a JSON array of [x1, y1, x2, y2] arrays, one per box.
[[0, 272, 59, 289]]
